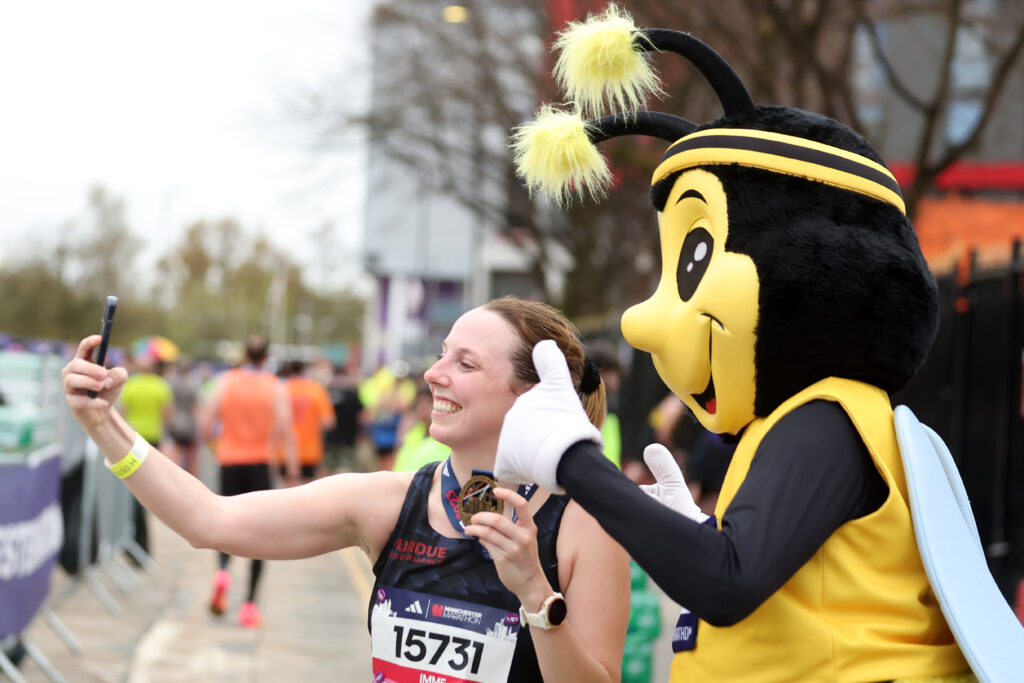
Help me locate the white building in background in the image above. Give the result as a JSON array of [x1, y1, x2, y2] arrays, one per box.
[[359, 1, 560, 374], [359, 220, 565, 374]]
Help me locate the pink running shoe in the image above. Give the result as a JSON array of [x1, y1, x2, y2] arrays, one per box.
[[238, 601, 262, 628], [209, 569, 231, 616]]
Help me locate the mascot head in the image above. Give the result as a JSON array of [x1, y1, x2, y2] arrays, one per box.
[[513, 5, 937, 436]]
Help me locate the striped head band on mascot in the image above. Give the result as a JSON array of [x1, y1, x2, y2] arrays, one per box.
[[500, 4, 1024, 681]]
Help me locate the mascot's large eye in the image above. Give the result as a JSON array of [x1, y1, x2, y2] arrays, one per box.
[[676, 227, 713, 301]]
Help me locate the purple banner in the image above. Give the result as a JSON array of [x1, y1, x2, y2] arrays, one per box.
[[0, 455, 63, 639]]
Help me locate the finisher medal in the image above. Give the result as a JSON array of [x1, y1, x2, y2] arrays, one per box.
[[459, 472, 504, 519]]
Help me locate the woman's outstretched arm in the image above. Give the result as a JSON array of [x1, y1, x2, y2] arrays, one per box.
[[64, 334, 408, 561]]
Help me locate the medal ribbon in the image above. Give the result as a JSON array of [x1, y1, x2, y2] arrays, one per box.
[[440, 458, 536, 559]]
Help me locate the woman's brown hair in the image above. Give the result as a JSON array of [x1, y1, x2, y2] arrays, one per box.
[[483, 296, 606, 429]]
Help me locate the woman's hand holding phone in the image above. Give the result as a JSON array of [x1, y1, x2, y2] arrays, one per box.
[[63, 335, 129, 428], [64, 296, 128, 428]]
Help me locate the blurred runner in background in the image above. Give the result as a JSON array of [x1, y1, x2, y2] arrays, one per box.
[[165, 359, 202, 478], [283, 359, 335, 484], [198, 333, 298, 628], [391, 381, 448, 472], [119, 352, 173, 556], [323, 362, 364, 473]]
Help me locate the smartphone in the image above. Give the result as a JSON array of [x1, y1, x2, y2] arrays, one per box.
[[87, 295, 119, 398]]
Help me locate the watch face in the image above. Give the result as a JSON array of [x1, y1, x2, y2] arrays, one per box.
[[547, 597, 567, 626]]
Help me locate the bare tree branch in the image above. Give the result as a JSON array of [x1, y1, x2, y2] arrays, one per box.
[[929, 20, 1024, 173], [909, 0, 962, 178], [857, 7, 930, 113]]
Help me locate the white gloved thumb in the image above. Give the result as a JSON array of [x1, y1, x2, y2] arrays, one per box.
[[495, 340, 603, 494], [643, 443, 684, 487], [640, 443, 708, 523], [533, 336, 573, 384]]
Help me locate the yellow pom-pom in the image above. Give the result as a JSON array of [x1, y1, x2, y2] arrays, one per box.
[[553, 3, 663, 118], [510, 105, 612, 206]]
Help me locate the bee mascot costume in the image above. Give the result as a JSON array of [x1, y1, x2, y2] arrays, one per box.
[[494, 5, 1024, 682]]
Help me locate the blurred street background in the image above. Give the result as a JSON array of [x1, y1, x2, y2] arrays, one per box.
[[3, 0, 1024, 680]]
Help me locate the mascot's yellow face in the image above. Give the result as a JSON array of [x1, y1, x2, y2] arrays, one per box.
[[621, 169, 759, 435]]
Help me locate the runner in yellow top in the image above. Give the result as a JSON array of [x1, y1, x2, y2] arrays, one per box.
[[119, 355, 173, 446], [119, 353, 173, 555]]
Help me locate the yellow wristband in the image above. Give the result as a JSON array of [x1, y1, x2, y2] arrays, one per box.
[[105, 434, 150, 479]]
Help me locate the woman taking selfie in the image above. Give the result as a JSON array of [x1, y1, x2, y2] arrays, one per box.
[[62, 296, 629, 683]]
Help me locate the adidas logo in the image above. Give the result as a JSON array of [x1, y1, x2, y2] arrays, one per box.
[[404, 601, 424, 614]]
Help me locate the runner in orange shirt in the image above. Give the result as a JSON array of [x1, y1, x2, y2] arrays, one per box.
[[283, 359, 336, 483], [199, 334, 298, 628]]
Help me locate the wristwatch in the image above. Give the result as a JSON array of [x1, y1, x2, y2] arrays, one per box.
[[519, 592, 567, 630]]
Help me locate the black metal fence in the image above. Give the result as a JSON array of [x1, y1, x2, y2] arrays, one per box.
[[897, 249, 1024, 603]]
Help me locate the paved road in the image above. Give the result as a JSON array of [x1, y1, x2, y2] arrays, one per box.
[[17, 519, 373, 683]]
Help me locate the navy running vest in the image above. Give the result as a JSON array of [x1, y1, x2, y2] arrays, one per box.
[[369, 461, 568, 682]]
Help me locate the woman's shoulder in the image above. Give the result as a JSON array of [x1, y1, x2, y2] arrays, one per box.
[[559, 498, 603, 535], [530, 488, 590, 528], [557, 499, 625, 560], [312, 468, 423, 560]]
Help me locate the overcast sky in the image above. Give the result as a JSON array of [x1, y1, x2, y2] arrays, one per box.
[[0, 0, 372, 290]]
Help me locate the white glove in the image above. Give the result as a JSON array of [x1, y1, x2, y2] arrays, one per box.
[[639, 443, 710, 523], [496, 339, 603, 494]]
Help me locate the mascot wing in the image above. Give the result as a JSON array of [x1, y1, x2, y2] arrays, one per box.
[[894, 405, 1024, 682]]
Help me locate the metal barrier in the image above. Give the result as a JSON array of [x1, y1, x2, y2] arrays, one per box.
[[0, 350, 155, 682], [75, 439, 155, 616]]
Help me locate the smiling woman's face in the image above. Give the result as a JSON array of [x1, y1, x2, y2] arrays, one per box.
[[621, 168, 759, 435], [422, 308, 521, 456]]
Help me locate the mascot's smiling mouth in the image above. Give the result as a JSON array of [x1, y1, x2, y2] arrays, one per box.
[[694, 373, 716, 415], [694, 313, 721, 415]]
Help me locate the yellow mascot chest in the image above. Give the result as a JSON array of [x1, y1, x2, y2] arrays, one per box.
[[670, 377, 968, 682]]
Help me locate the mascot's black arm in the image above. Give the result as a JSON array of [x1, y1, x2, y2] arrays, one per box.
[[556, 400, 888, 626]]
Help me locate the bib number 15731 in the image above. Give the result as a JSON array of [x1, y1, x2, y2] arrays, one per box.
[[393, 625, 484, 675]]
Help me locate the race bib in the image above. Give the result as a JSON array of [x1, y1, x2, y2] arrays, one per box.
[[371, 585, 521, 683]]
